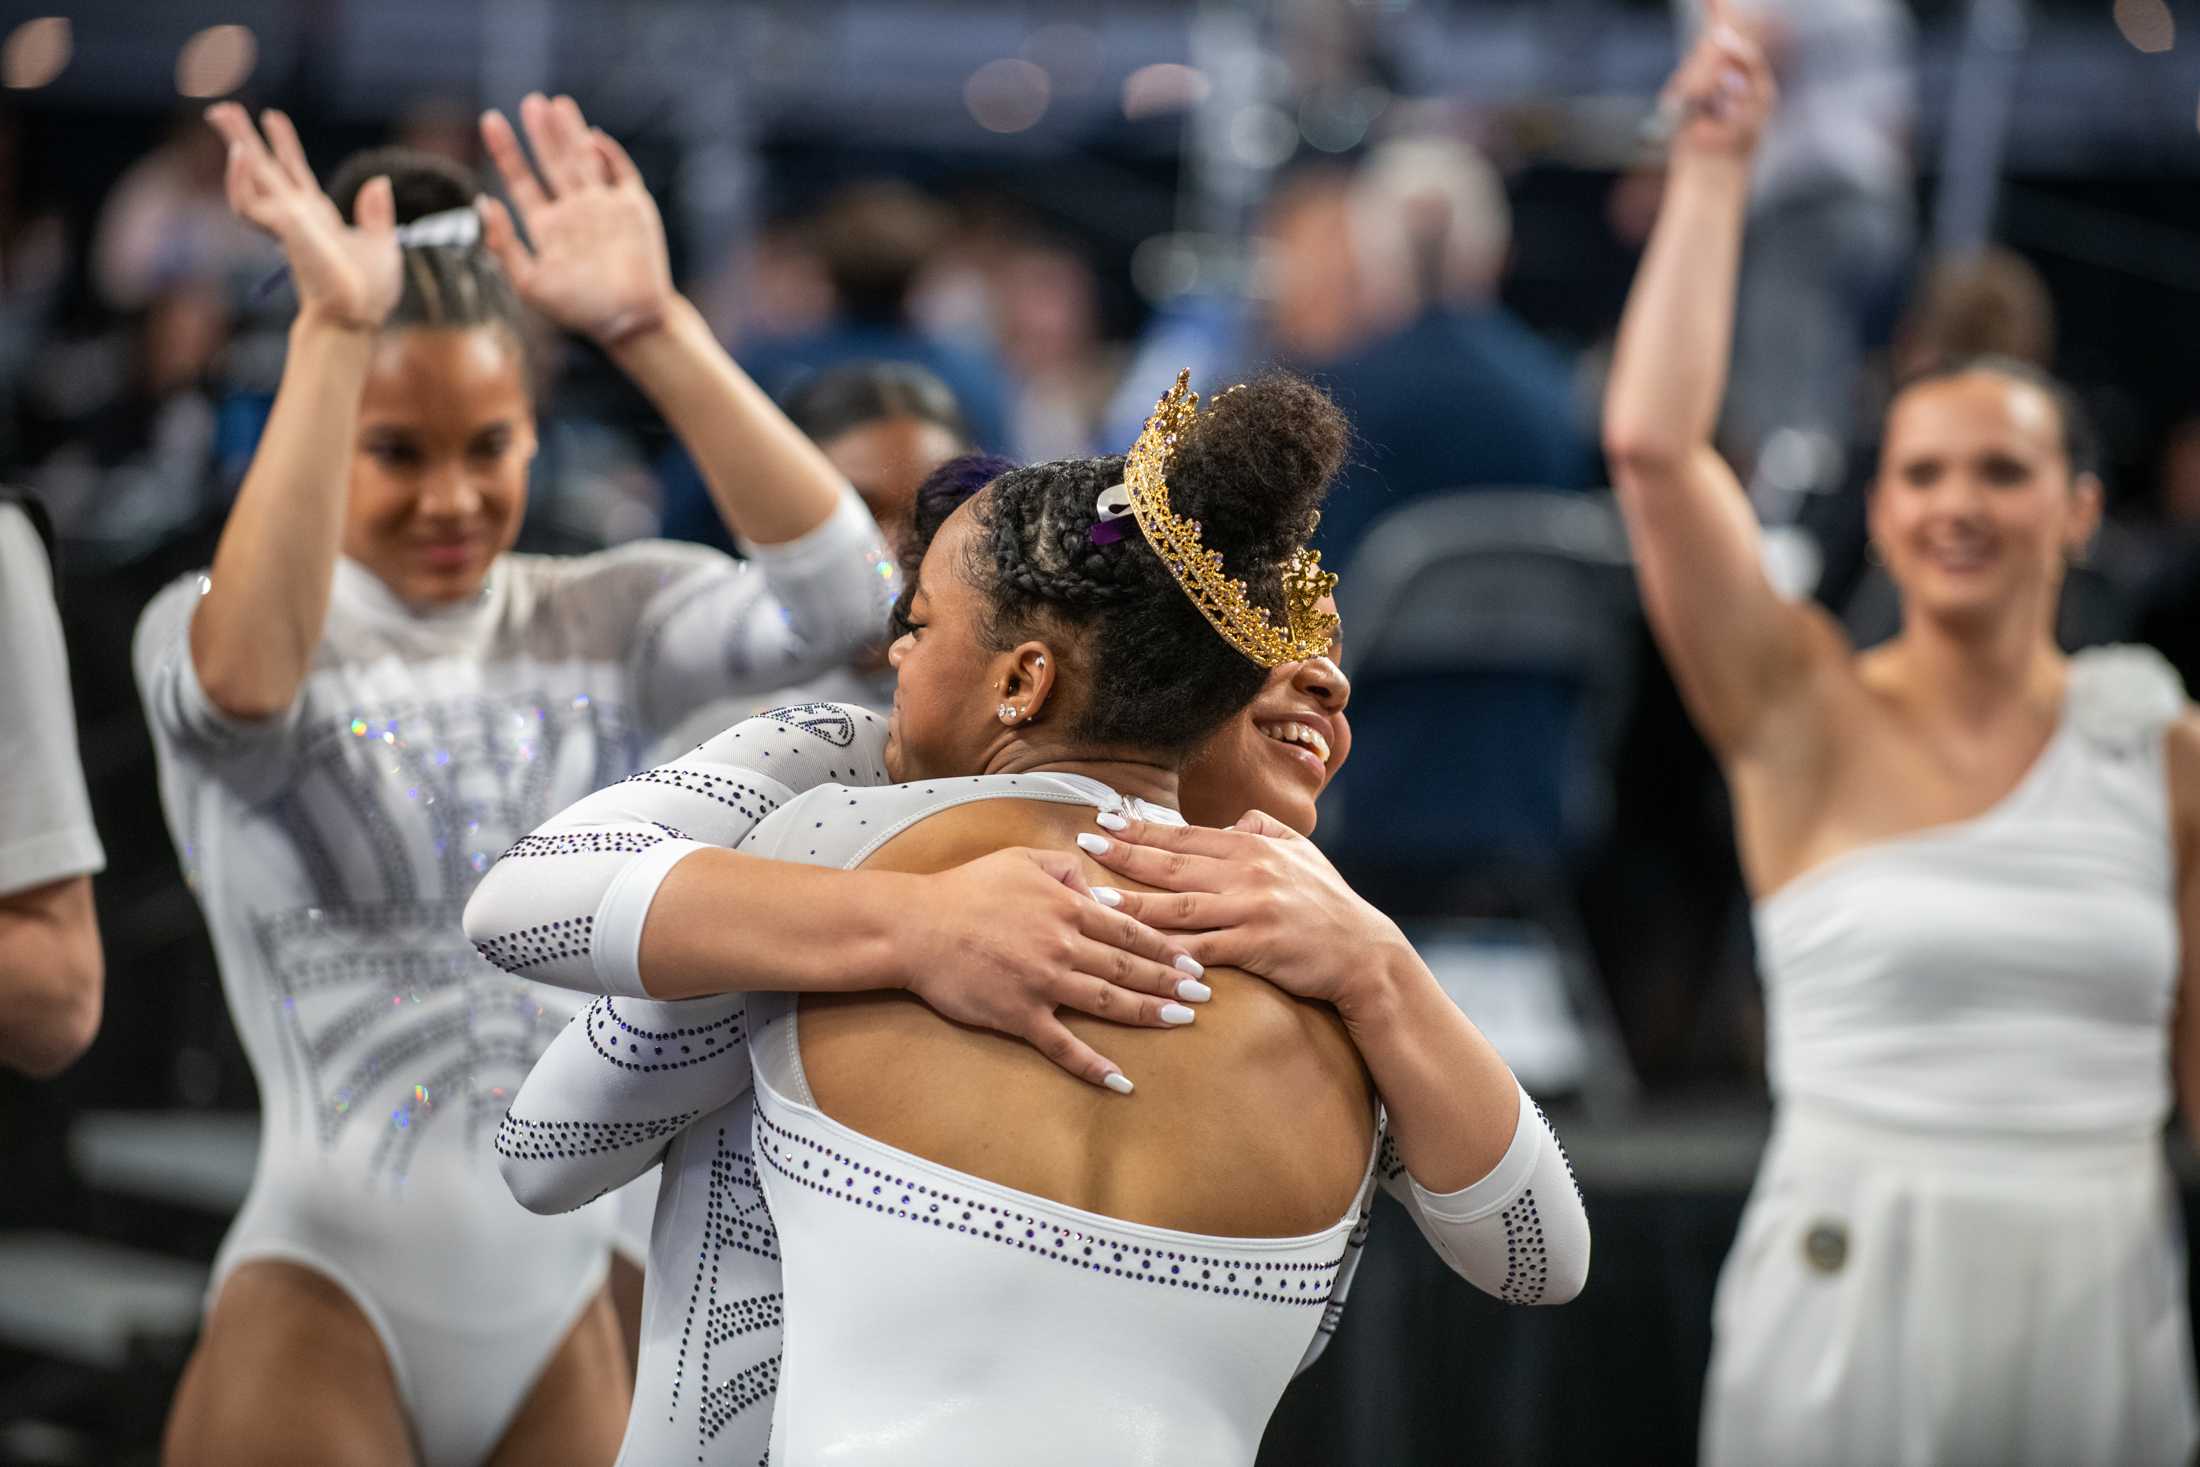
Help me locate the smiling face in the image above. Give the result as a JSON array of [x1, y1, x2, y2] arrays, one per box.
[[1178, 602, 1350, 836], [342, 326, 537, 607], [1870, 370, 2101, 635]]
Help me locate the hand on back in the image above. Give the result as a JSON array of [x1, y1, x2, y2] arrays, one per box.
[[1074, 811, 1406, 1019], [206, 103, 400, 332], [901, 847, 1211, 1093], [476, 93, 677, 346]]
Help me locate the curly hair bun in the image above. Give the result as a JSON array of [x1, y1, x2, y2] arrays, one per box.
[[1164, 373, 1349, 571], [326, 146, 482, 228]]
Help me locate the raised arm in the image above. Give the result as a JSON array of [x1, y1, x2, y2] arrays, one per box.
[[475, 94, 849, 547], [1081, 812, 1589, 1305], [186, 105, 401, 721], [1601, 18, 1834, 756]]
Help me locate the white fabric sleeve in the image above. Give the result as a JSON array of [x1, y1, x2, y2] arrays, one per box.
[[462, 702, 892, 996], [619, 491, 898, 737], [496, 991, 754, 1214], [0, 508, 104, 894], [1380, 1084, 1591, 1306], [130, 571, 306, 769]]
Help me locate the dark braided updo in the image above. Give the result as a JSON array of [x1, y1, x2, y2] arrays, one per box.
[[957, 373, 1347, 754], [324, 147, 530, 364]]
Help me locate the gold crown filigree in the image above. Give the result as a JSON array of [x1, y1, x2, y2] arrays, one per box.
[[1119, 369, 1340, 670]]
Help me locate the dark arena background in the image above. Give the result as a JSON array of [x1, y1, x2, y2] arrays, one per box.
[[2, 1, 2198, 1463]]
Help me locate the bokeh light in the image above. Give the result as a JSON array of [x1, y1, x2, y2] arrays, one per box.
[[175, 24, 258, 99], [2, 18, 70, 91], [965, 57, 1051, 134], [2113, 0, 2175, 53], [1122, 62, 1212, 121]]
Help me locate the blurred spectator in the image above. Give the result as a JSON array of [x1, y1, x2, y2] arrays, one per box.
[[35, 281, 229, 562], [1698, 0, 1918, 489], [90, 114, 271, 311], [738, 181, 1008, 450], [654, 360, 969, 754], [0, 493, 105, 1078], [393, 96, 482, 169], [1261, 164, 1375, 365], [1308, 136, 1597, 565], [992, 237, 1120, 461]]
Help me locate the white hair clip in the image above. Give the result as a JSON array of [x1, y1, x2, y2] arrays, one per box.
[[395, 205, 483, 250], [1095, 484, 1134, 520]]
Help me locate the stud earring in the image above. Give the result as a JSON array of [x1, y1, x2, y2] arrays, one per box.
[[998, 704, 1018, 724]]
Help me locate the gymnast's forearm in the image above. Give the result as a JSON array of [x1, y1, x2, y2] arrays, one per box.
[[608, 297, 853, 547], [1343, 940, 1525, 1193], [190, 314, 373, 721], [636, 851, 913, 999]]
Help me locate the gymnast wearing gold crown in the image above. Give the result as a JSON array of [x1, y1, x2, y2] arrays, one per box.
[[470, 371, 1590, 1465]]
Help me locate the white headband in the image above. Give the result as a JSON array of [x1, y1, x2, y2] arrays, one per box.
[[395, 205, 482, 250]]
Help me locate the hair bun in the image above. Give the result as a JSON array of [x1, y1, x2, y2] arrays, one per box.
[[1164, 373, 1349, 570], [326, 146, 482, 230]]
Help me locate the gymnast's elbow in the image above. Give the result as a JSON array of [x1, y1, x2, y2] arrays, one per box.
[[493, 1113, 599, 1216]]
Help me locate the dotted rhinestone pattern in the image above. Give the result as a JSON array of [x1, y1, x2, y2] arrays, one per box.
[[669, 1121, 780, 1458], [494, 1108, 700, 1166], [758, 1113, 1343, 1308], [1534, 1100, 1585, 1207], [583, 996, 747, 1074], [1497, 1190, 1549, 1305], [615, 767, 779, 824], [498, 829, 667, 860], [1377, 1132, 1405, 1184], [760, 702, 857, 747], [473, 915, 593, 975]]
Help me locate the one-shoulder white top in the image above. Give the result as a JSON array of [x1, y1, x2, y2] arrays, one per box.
[[1754, 645, 2188, 1139]]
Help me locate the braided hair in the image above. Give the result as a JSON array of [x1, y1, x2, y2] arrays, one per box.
[[959, 373, 1347, 754], [324, 147, 530, 364]]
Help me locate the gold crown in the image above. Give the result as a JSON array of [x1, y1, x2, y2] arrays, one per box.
[[1119, 369, 1340, 670]]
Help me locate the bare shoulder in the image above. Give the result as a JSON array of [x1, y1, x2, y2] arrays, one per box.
[[858, 797, 1070, 878]]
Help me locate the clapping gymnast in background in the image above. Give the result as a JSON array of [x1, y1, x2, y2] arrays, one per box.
[[143, 95, 895, 1467]]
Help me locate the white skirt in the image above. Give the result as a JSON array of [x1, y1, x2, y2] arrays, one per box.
[[1703, 1103, 2198, 1467]]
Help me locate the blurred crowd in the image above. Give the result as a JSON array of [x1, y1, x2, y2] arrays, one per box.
[[3, 0, 2199, 1102]]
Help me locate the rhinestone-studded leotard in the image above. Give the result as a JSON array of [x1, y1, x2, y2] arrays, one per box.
[[134, 495, 893, 1467]]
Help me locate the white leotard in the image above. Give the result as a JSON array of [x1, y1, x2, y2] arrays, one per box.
[[1703, 645, 2199, 1467], [472, 703, 1590, 1465], [135, 495, 893, 1467]]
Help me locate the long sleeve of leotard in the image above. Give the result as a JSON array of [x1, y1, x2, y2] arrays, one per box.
[[586, 491, 896, 739], [495, 989, 753, 1213], [462, 703, 891, 997], [1381, 1085, 1590, 1306]]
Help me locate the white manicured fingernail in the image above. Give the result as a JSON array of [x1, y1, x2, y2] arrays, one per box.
[[1174, 954, 1205, 979], [1160, 1003, 1196, 1026], [1090, 886, 1122, 907], [1095, 811, 1129, 831], [1103, 1072, 1135, 1095], [1076, 833, 1110, 855], [1176, 977, 1212, 1003]]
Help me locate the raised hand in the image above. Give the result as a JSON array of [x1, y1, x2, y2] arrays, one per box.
[[206, 103, 399, 331], [476, 93, 676, 346], [902, 846, 1212, 1094], [1660, 1, 1777, 161], [1073, 810, 1409, 1017]]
